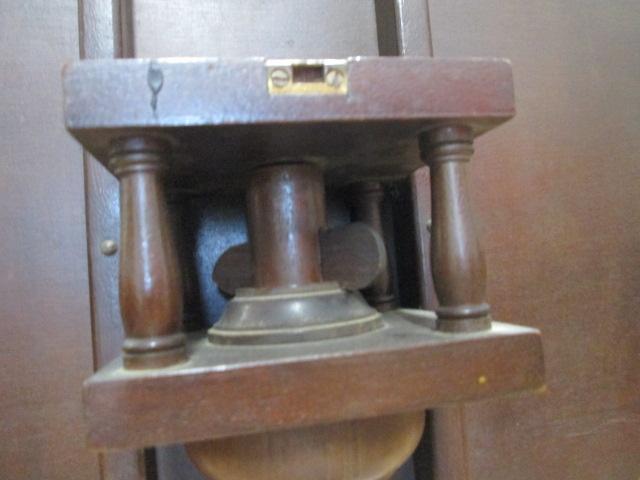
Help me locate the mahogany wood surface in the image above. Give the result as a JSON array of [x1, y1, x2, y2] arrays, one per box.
[[111, 137, 186, 368], [63, 56, 515, 192], [79, 0, 158, 476], [0, 1, 100, 479], [5, 1, 634, 479], [214, 222, 387, 294], [83, 0, 391, 480], [125, 0, 380, 59], [419, 126, 490, 332], [426, 1, 640, 478], [84, 317, 543, 450], [247, 163, 324, 288], [350, 182, 397, 310], [186, 411, 425, 480]]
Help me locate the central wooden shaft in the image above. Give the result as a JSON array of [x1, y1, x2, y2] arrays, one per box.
[[246, 163, 324, 288]]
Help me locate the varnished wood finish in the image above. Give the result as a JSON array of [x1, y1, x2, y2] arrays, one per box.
[[73, 5, 409, 477], [350, 182, 396, 310], [0, 1, 100, 478], [419, 126, 490, 332], [247, 163, 324, 288], [66, 37, 529, 480], [187, 411, 425, 480], [199, 156, 416, 480], [202, 158, 420, 479], [372, 7, 476, 476], [391, 0, 433, 57], [411, 167, 438, 311], [110, 137, 186, 368], [63, 56, 515, 191], [213, 223, 387, 294], [426, 0, 640, 478], [84, 316, 542, 450], [125, 0, 380, 59], [319, 222, 387, 293], [79, 0, 160, 476]]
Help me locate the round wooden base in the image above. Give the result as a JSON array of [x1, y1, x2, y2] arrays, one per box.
[[186, 411, 425, 480]]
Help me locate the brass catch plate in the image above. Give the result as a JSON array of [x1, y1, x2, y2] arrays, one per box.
[[266, 59, 348, 95]]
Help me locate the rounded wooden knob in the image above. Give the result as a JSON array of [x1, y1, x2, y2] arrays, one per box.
[[186, 411, 424, 480]]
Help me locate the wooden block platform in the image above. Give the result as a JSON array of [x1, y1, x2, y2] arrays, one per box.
[[63, 56, 514, 190], [84, 310, 543, 451]]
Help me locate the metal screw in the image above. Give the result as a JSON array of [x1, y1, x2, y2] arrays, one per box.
[[100, 239, 118, 256], [325, 68, 345, 88], [270, 68, 290, 88]]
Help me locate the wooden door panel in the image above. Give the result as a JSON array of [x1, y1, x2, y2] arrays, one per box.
[[0, 1, 100, 478], [427, 1, 640, 478], [125, 0, 380, 58]]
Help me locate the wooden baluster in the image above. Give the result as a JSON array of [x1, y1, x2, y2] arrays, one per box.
[[419, 126, 491, 332], [350, 182, 396, 311], [109, 136, 186, 369]]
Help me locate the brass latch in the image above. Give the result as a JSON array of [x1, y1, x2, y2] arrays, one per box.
[[266, 59, 348, 95]]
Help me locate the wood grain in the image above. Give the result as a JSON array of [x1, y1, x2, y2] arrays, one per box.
[[110, 137, 187, 368], [83, 74, 155, 480], [63, 56, 515, 199], [186, 411, 425, 480], [79, 0, 160, 475], [125, 0, 380, 59], [427, 0, 640, 478], [93, 3, 379, 476], [213, 222, 387, 294], [0, 1, 100, 478], [419, 126, 491, 332], [247, 163, 324, 288], [84, 317, 543, 450], [350, 182, 397, 310]]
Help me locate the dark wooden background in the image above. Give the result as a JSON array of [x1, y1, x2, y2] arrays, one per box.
[[1, 1, 638, 479]]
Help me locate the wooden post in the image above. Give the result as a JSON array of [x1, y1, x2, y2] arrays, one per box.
[[419, 126, 491, 332], [246, 162, 324, 289], [109, 136, 186, 369], [350, 181, 396, 311]]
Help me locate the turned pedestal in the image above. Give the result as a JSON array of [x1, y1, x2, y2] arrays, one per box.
[[419, 126, 492, 333], [109, 136, 186, 369]]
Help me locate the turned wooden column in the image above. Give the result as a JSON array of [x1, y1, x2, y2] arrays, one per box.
[[350, 182, 396, 311], [419, 126, 491, 332], [109, 136, 186, 368], [246, 162, 324, 289]]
